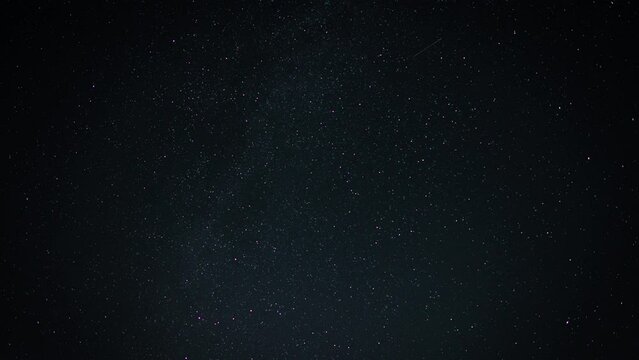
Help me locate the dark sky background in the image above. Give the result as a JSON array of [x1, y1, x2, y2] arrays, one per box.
[[3, 1, 638, 359]]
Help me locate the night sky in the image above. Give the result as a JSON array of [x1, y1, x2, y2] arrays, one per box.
[[4, 1, 639, 359]]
